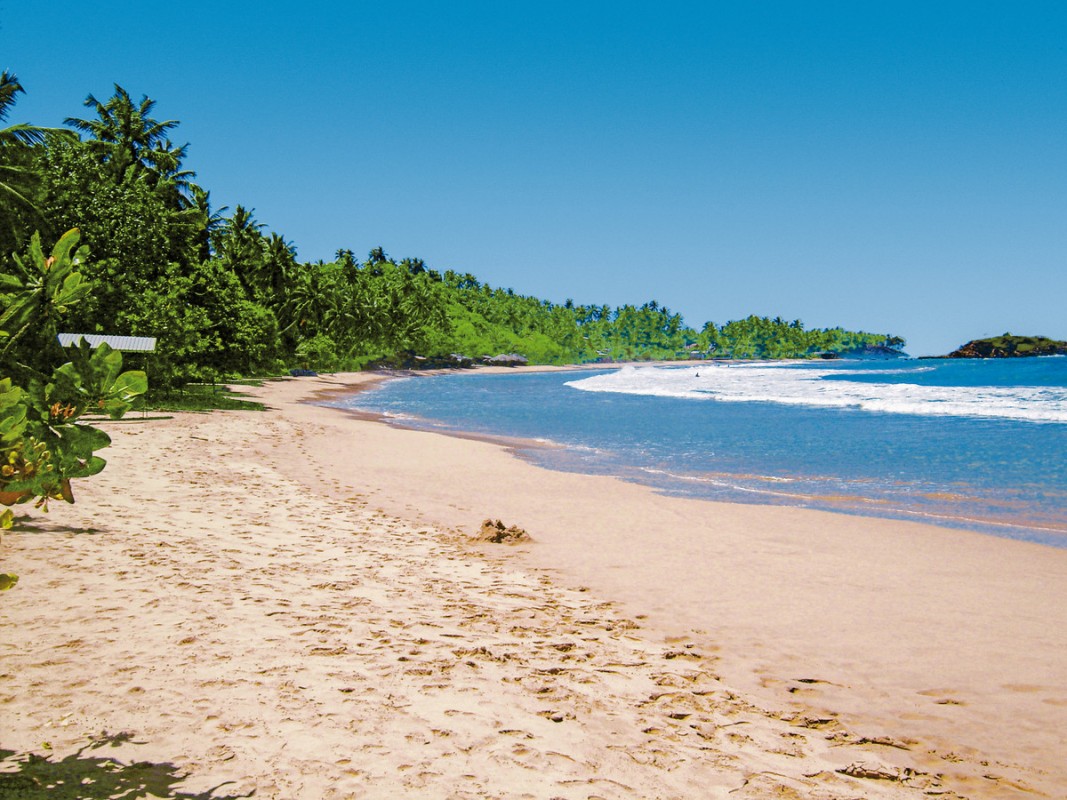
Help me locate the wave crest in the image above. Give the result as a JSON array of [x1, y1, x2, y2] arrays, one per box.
[[565, 364, 1067, 423]]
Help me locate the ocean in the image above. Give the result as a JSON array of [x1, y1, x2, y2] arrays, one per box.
[[332, 358, 1067, 548]]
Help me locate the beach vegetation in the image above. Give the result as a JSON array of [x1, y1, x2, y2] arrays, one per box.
[[0, 71, 75, 261], [0, 73, 909, 587], [0, 230, 147, 588], [2, 77, 906, 397], [147, 382, 266, 412]]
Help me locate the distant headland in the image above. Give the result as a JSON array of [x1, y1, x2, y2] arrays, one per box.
[[943, 334, 1067, 359]]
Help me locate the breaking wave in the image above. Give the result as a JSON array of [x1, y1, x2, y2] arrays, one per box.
[[566, 363, 1067, 423]]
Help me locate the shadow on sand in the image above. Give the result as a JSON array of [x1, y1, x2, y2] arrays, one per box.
[[6, 515, 102, 536], [0, 732, 252, 799]]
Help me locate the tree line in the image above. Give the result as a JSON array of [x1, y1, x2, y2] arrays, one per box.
[[1, 74, 905, 389]]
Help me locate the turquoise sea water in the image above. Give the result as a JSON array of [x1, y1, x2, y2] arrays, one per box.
[[333, 358, 1067, 548]]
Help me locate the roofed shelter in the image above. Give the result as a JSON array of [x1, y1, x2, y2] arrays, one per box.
[[57, 333, 157, 414], [56, 334, 157, 352]]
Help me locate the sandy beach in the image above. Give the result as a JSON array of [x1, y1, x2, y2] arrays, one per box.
[[2, 371, 1066, 799]]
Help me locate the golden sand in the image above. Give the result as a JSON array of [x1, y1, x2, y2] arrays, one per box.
[[2, 372, 1064, 798]]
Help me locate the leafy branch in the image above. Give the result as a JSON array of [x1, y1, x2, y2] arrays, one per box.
[[0, 229, 147, 590]]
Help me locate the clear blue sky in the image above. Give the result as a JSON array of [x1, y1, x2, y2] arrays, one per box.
[[3, 1, 1065, 355]]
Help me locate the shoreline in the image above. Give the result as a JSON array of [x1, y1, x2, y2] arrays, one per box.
[[326, 366, 1067, 548], [2, 372, 1065, 798], [296, 372, 1067, 790], [298, 373, 1067, 790]]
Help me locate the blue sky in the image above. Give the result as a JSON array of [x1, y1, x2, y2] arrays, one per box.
[[3, 1, 1065, 355]]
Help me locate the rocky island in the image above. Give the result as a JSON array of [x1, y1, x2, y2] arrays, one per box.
[[946, 334, 1067, 358]]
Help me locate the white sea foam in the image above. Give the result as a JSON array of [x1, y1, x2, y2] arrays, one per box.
[[565, 364, 1067, 423]]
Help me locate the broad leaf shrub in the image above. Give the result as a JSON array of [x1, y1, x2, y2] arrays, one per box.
[[0, 229, 147, 590]]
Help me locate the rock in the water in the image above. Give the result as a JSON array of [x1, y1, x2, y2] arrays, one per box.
[[946, 334, 1067, 358]]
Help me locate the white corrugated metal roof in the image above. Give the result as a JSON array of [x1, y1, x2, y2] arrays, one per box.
[[57, 333, 157, 352]]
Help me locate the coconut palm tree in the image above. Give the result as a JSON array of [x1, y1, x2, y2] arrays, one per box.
[[64, 85, 192, 205], [0, 75, 38, 226], [264, 232, 297, 303], [1, 72, 51, 148], [213, 205, 269, 301], [186, 185, 229, 261], [144, 138, 197, 208], [0, 72, 72, 256]]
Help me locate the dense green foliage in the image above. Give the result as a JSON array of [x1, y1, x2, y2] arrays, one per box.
[[0, 228, 147, 589], [1, 75, 904, 388]]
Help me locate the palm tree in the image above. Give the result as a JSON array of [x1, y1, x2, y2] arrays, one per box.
[[214, 205, 269, 301], [64, 85, 192, 205], [144, 138, 197, 208], [215, 205, 263, 257], [0, 72, 72, 256], [335, 248, 357, 270], [187, 185, 229, 261], [264, 232, 297, 302], [1, 72, 53, 148], [279, 263, 323, 336], [400, 256, 426, 275], [0, 75, 37, 233]]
